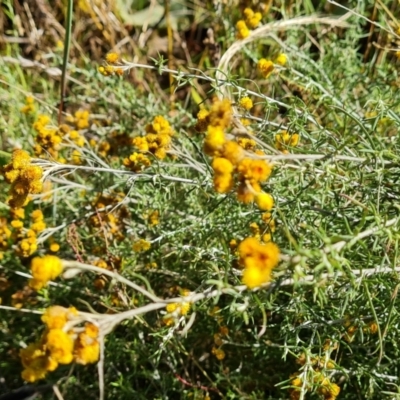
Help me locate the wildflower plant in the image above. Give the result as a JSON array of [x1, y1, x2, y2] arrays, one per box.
[[1, 0, 400, 399]]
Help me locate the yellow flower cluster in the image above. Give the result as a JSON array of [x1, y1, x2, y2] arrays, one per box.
[[290, 373, 340, 400], [212, 326, 229, 360], [29, 255, 63, 290], [238, 96, 253, 111], [275, 53, 288, 66], [0, 217, 11, 256], [132, 239, 151, 253], [98, 65, 124, 77], [31, 209, 46, 233], [197, 100, 274, 210], [66, 109, 90, 130], [98, 52, 124, 76], [11, 208, 46, 258], [20, 306, 100, 382], [122, 152, 151, 172], [137, 115, 174, 158], [257, 53, 288, 78], [33, 115, 63, 159], [164, 297, 191, 326], [147, 210, 160, 226], [211, 346, 226, 360], [238, 237, 280, 288], [74, 322, 101, 365], [236, 158, 273, 206], [243, 7, 262, 28], [124, 115, 174, 171], [21, 96, 35, 114], [236, 8, 262, 39], [194, 108, 211, 132], [105, 52, 119, 64], [275, 130, 299, 153], [257, 58, 275, 78], [32, 111, 87, 162], [289, 353, 340, 400], [247, 213, 276, 244], [2, 149, 43, 208], [16, 228, 37, 259], [236, 20, 250, 40]]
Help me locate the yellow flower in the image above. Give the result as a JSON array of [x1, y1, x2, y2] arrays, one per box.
[[31, 220, 46, 233], [255, 193, 274, 211], [17, 237, 38, 258], [204, 125, 226, 155], [195, 108, 210, 132], [208, 99, 232, 129], [132, 239, 151, 252], [29, 255, 63, 289], [257, 58, 274, 78], [238, 237, 280, 288], [238, 237, 260, 259], [132, 136, 149, 152], [275, 53, 288, 66], [3, 168, 20, 184], [221, 141, 244, 165], [262, 233, 271, 242], [154, 147, 167, 159], [237, 137, 257, 150], [11, 220, 23, 229], [237, 158, 272, 182], [246, 12, 262, 28], [249, 222, 260, 235], [74, 339, 100, 365], [46, 357, 59, 371], [229, 239, 238, 251], [243, 241, 280, 271], [242, 265, 271, 288], [21, 367, 47, 383], [211, 347, 226, 360], [276, 131, 299, 151], [197, 108, 210, 121], [212, 157, 234, 174], [148, 210, 160, 226], [31, 210, 44, 221], [163, 316, 174, 326], [12, 149, 31, 170], [105, 52, 119, 64], [213, 173, 233, 193], [123, 152, 152, 172], [239, 97, 253, 111], [290, 133, 299, 147], [236, 18, 251, 39], [166, 303, 178, 313], [318, 378, 340, 399], [41, 306, 77, 329], [243, 8, 254, 19], [45, 329, 74, 364], [180, 302, 191, 315], [84, 322, 99, 338], [50, 242, 60, 252], [156, 133, 171, 147]]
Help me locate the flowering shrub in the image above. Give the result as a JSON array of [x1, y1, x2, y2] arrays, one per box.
[[1, 1, 400, 399]]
